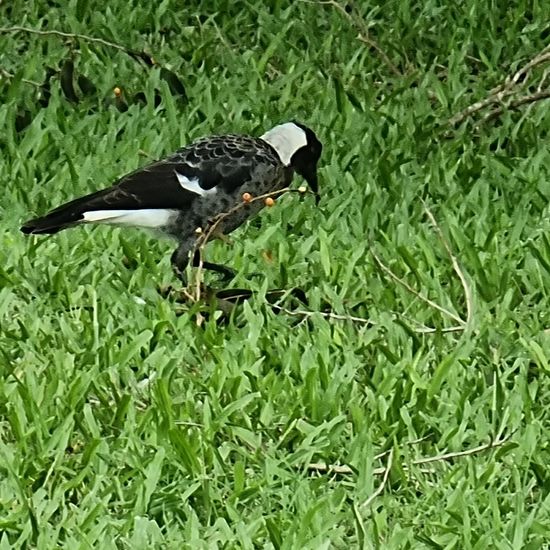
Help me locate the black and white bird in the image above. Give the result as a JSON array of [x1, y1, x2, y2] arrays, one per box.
[[21, 122, 322, 280]]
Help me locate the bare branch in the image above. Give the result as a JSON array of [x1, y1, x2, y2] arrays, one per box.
[[308, 437, 428, 476], [449, 44, 550, 127], [188, 187, 313, 301], [361, 448, 393, 508], [477, 89, 550, 126], [300, 0, 401, 76], [307, 434, 511, 478], [411, 434, 512, 466], [371, 249, 465, 326], [373, 436, 430, 461], [308, 462, 355, 475], [272, 304, 466, 335], [401, 319, 465, 334], [0, 67, 41, 87], [422, 200, 473, 328], [270, 304, 376, 326], [536, 68, 550, 93], [183, 195, 470, 338], [0, 25, 155, 66], [505, 45, 550, 89], [372, 203, 474, 332], [448, 86, 515, 127], [174, 420, 204, 428]]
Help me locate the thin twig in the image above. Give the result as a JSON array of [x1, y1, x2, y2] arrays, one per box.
[[361, 449, 393, 508], [373, 435, 430, 461], [477, 89, 550, 126], [412, 325, 465, 334], [273, 299, 466, 333], [309, 436, 430, 476], [188, 187, 312, 301], [0, 67, 41, 87], [309, 436, 429, 476], [371, 249, 465, 325], [208, 292, 464, 333], [308, 462, 355, 475], [504, 45, 550, 89], [270, 304, 376, 326], [0, 25, 128, 52], [399, 317, 465, 334], [448, 85, 515, 127], [174, 420, 204, 428], [300, 0, 401, 76], [411, 434, 511, 466], [307, 434, 511, 478], [421, 200, 473, 328], [449, 45, 550, 127], [186, 199, 469, 336], [0, 26, 154, 65], [271, 303, 466, 334], [536, 68, 550, 93]]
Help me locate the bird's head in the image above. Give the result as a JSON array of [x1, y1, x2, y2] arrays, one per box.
[[261, 121, 323, 200]]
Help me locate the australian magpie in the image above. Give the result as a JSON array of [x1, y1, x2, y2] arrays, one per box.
[[21, 122, 322, 281]]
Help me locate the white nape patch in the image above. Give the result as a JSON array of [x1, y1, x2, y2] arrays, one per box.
[[176, 172, 217, 196], [82, 208, 178, 228], [261, 122, 307, 166]]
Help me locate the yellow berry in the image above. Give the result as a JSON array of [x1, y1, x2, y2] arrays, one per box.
[[242, 192, 252, 203], [265, 197, 275, 207], [113, 86, 122, 97]]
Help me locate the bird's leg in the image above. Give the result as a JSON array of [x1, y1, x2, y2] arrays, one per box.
[[191, 250, 236, 281], [171, 241, 191, 283], [171, 240, 236, 283]]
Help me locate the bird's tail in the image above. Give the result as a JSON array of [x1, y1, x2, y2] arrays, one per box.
[[20, 189, 108, 235]]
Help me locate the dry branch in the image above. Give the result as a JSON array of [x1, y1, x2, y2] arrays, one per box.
[[270, 305, 376, 326], [410, 435, 511, 466], [187, 187, 312, 301], [371, 202, 474, 332], [183, 195, 471, 336], [307, 433, 511, 477], [371, 249, 465, 326], [271, 304, 467, 334], [421, 200, 473, 328], [307, 462, 355, 475], [300, 0, 401, 76], [449, 44, 550, 127], [362, 448, 393, 508], [0, 25, 155, 65], [477, 89, 550, 126], [0, 67, 41, 87], [398, 316, 465, 334]]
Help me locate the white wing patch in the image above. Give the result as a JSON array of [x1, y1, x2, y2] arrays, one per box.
[[261, 122, 307, 166], [82, 209, 178, 228], [176, 172, 217, 196]]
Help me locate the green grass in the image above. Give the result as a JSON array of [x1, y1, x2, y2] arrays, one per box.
[[2, 0, 550, 547]]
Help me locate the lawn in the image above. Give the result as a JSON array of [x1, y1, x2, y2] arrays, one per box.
[[1, 1, 550, 548]]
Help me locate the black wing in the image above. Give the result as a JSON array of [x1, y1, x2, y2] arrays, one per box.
[[168, 134, 280, 192], [21, 135, 280, 234], [105, 134, 279, 209]]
